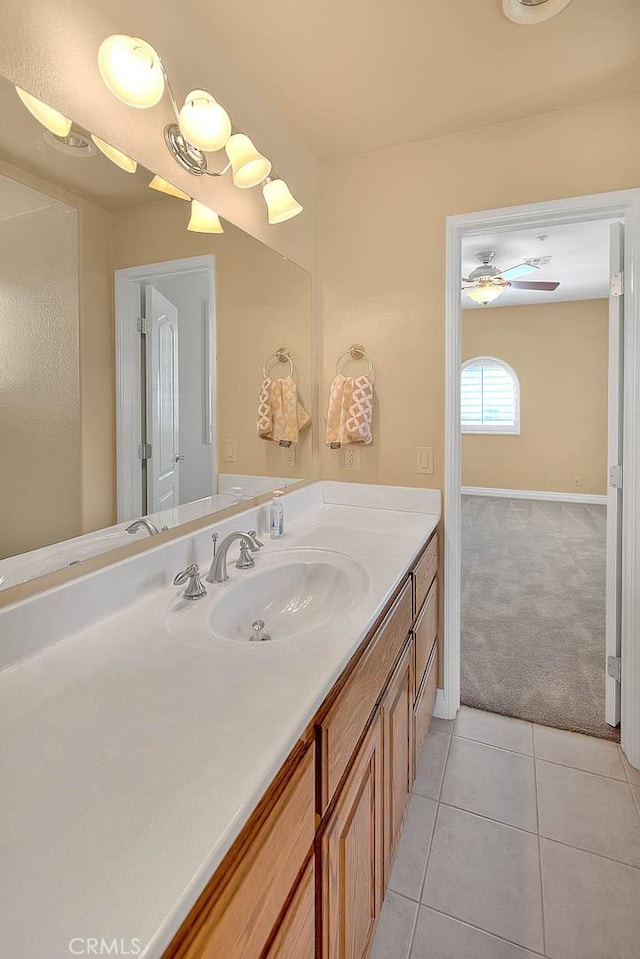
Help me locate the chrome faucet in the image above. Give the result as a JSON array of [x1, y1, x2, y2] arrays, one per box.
[[173, 563, 207, 600], [206, 530, 263, 584], [126, 518, 162, 536]]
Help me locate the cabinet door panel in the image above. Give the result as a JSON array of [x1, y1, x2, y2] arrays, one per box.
[[413, 533, 438, 618], [265, 856, 315, 959], [414, 644, 438, 775], [382, 640, 413, 886], [414, 577, 438, 701], [321, 714, 383, 959]]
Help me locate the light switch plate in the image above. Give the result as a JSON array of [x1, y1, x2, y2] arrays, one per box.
[[224, 439, 238, 463], [345, 448, 360, 471], [281, 446, 296, 467], [416, 446, 434, 475]]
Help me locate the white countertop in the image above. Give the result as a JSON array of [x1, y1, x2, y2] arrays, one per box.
[[1, 495, 439, 959]]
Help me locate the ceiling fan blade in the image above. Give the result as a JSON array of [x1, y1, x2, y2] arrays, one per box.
[[509, 280, 560, 291], [499, 262, 539, 281]]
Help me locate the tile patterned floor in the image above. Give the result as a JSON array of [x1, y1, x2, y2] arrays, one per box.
[[373, 707, 640, 959]]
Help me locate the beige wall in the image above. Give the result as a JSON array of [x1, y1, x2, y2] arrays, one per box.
[[462, 300, 608, 495], [319, 93, 640, 491], [111, 196, 313, 484], [0, 0, 318, 273]]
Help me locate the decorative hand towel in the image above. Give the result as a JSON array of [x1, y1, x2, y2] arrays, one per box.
[[258, 376, 310, 446], [325, 374, 374, 448]]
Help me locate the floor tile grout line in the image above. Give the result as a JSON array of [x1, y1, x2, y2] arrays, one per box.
[[436, 800, 640, 871], [414, 729, 454, 912], [413, 901, 547, 958], [534, 754, 628, 784], [532, 720, 548, 958], [452, 731, 534, 758]]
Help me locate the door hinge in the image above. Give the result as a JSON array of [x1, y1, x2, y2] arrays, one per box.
[[609, 464, 623, 489], [607, 655, 622, 683], [611, 272, 625, 297], [137, 443, 152, 461], [137, 316, 148, 334]]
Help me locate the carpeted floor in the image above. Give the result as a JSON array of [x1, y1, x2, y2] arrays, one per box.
[[461, 494, 617, 741]]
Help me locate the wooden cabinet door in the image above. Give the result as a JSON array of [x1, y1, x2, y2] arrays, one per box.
[[265, 856, 315, 959], [320, 713, 383, 959], [381, 640, 414, 886]]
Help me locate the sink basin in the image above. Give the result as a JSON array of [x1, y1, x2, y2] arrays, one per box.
[[208, 548, 369, 643]]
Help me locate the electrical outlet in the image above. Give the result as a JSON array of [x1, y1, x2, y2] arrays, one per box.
[[416, 446, 434, 475], [345, 448, 360, 471], [224, 439, 237, 463], [281, 446, 296, 468], [574, 475, 582, 487]]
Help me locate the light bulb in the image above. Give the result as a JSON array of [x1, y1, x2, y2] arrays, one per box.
[[149, 175, 190, 200], [262, 178, 303, 224], [98, 34, 165, 108], [15, 87, 72, 137], [225, 134, 272, 189], [91, 135, 137, 173], [187, 200, 224, 234], [178, 90, 231, 152], [466, 284, 504, 306]]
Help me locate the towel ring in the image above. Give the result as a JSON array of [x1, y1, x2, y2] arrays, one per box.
[[336, 344, 374, 380], [263, 347, 294, 379]]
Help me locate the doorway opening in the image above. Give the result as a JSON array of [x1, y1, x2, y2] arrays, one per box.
[[115, 255, 216, 522], [443, 191, 640, 767]]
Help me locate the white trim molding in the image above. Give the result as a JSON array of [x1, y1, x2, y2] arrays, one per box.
[[461, 487, 608, 506], [445, 189, 640, 765]]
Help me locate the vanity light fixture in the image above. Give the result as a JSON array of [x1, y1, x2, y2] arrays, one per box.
[[262, 177, 303, 224], [90, 134, 138, 173], [466, 284, 505, 306], [187, 199, 224, 234], [148, 175, 190, 200], [15, 87, 72, 137], [97, 33, 303, 223]]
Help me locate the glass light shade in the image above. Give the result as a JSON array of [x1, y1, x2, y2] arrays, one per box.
[[91, 135, 137, 173], [187, 200, 224, 234], [98, 34, 165, 108], [466, 284, 504, 306], [15, 87, 71, 137], [178, 90, 231, 152], [262, 178, 303, 224], [149, 175, 190, 201], [225, 134, 272, 189]]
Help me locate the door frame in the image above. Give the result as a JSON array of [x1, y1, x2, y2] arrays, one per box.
[[442, 189, 640, 769], [115, 254, 216, 522]]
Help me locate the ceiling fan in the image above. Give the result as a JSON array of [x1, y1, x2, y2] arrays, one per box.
[[462, 251, 560, 306]]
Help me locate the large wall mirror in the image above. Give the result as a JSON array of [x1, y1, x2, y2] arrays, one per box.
[[0, 74, 312, 591]]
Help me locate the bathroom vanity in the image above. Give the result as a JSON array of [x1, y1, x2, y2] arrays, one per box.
[[0, 482, 440, 958]]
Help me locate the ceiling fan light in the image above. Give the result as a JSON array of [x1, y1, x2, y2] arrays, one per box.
[[263, 178, 303, 224], [98, 34, 165, 108], [225, 134, 272, 189], [187, 199, 224, 234], [91, 135, 138, 173], [178, 90, 232, 152], [15, 87, 72, 137], [466, 285, 504, 306], [149, 175, 190, 200]]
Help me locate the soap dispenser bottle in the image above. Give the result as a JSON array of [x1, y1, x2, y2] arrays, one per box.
[[269, 490, 285, 539]]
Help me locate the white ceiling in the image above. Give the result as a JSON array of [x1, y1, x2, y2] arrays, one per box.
[[188, 0, 640, 159], [461, 219, 615, 310]]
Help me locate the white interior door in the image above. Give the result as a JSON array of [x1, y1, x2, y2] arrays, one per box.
[[145, 284, 180, 512], [605, 221, 624, 727]]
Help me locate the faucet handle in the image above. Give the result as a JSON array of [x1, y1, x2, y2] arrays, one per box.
[[173, 563, 207, 600], [247, 530, 264, 549]]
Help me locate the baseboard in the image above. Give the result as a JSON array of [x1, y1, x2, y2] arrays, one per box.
[[461, 486, 607, 505], [433, 688, 457, 721]]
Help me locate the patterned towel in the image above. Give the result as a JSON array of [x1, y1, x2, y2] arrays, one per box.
[[257, 376, 310, 446], [326, 374, 373, 448]]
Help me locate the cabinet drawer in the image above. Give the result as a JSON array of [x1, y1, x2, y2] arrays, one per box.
[[265, 856, 315, 959], [413, 534, 438, 619], [414, 577, 438, 700], [319, 579, 412, 812], [413, 644, 438, 775], [166, 747, 314, 959]]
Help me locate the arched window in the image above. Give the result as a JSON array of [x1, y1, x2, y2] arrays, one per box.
[[461, 356, 520, 434]]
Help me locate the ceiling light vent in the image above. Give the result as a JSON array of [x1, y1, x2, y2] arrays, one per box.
[[503, 0, 573, 24]]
